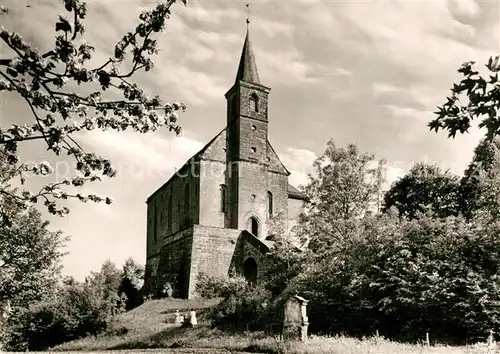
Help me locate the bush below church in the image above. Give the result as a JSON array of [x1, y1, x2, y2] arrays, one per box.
[[196, 273, 275, 332]]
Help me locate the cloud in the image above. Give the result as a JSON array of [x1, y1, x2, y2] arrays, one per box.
[[279, 147, 317, 187], [153, 65, 228, 105], [256, 47, 319, 84], [449, 0, 481, 19], [77, 130, 204, 177], [194, 31, 241, 46], [384, 105, 431, 122], [372, 83, 399, 95], [182, 31, 241, 64], [252, 16, 294, 38], [384, 165, 407, 189], [279, 146, 406, 190], [338, 1, 490, 76], [177, 4, 240, 25], [332, 68, 353, 77]]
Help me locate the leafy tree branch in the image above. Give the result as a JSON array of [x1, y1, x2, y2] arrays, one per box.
[[0, 0, 187, 224]]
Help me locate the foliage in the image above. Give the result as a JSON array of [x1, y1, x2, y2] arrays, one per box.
[[196, 273, 248, 300], [429, 55, 500, 140], [2, 258, 145, 350], [261, 212, 307, 297], [460, 137, 500, 219], [196, 273, 271, 331], [0, 0, 187, 225], [119, 257, 145, 310], [84, 259, 124, 314], [0, 194, 68, 307], [382, 163, 460, 219], [3, 279, 123, 351], [300, 140, 386, 257], [289, 210, 500, 344]]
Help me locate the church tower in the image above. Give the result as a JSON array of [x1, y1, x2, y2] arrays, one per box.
[[224, 24, 272, 238]]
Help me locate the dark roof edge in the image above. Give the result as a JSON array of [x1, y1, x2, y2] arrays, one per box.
[[146, 127, 227, 203], [267, 140, 291, 176]]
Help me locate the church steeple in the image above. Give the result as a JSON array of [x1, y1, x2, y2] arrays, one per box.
[[225, 4, 271, 130], [235, 29, 260, 84], [224, 5, 273, 234]]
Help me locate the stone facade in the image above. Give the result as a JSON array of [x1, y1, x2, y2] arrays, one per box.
[[144, 28, 307, 298]]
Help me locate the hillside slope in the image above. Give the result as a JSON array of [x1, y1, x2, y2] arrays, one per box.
[[53, 298, 223, 351], [53, 298, 498, 354]]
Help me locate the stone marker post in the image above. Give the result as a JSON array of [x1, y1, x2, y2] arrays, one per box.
[[282, 295, 309, 342]]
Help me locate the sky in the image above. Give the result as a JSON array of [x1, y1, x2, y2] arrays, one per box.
[[0, 0, 499, 280]]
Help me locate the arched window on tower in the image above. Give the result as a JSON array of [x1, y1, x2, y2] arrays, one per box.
[[184, 184, 190, 214], [267, 191, 273, 218], [249, 93, 258, 112], [220, 185, 227, 213]]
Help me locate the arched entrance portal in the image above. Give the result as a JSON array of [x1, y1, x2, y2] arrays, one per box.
[[243, 257, 257, 286], [246, 216, 259, 238]]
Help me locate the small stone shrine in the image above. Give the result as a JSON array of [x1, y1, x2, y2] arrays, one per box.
[[282, 295, 309, 342]]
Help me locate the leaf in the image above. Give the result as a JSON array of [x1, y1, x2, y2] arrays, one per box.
[[55, 16, 72, 33]]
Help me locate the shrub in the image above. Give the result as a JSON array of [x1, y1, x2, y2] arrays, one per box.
[[3, 271, 125, 350], [196, 273, 272, 331], [196, 272, 248, 299]]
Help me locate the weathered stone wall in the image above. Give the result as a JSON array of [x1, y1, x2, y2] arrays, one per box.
[[240, 234, 269, 284], [235, 161, 269, 238], [268, 171, 289, 220], [147, 227, 195, 298], [239, 81, 270, 123], [199, 160, 227, 228], [146, 162, 200, 259], [188, 225, 242, 298]]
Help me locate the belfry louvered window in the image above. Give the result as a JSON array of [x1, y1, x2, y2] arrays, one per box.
[[249, 94, 258, 112]]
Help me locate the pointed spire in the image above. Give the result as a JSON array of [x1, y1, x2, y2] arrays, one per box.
[[235, 5, 260, 84]]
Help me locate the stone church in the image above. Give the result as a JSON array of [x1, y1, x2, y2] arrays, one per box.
[[144, 27, 307, 299]]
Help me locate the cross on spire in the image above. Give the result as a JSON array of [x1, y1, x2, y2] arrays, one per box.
[[246, 4, 251, 28], [234, 3, 259, 84]]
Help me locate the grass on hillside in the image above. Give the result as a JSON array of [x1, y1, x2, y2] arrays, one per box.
[[53, 298, 499, 354]]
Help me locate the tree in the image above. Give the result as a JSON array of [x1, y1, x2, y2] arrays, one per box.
[[460, 137, 500, 219], [260, 212, 306, 297], [119, 258, 145, 310], [85, 259, 123, 313], [382, 163, 460, 219], [0, 0, 187, 225], [301, 140, 386, 256], [429, 55, 500, 140], [0, 195, 68, 307]]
